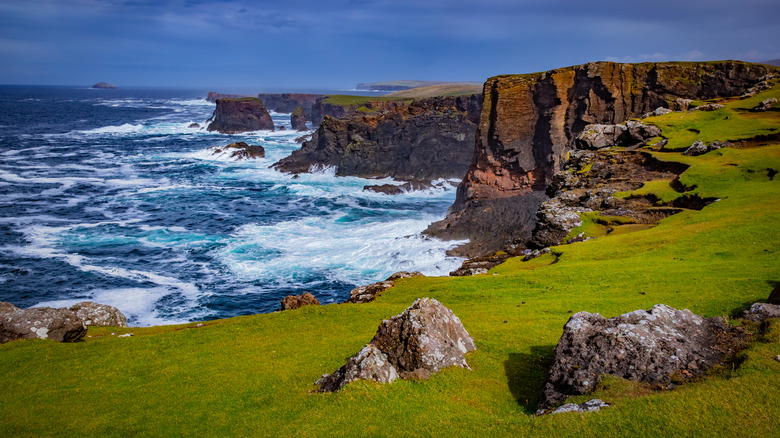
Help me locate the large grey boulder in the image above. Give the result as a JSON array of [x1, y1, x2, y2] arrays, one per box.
[[70, 301, 128, 327], [1, 304, 87, 343], [575, 121, 661, 150], [539, 304, 747, 409], [753, 97, 777, 111], [317, 298, 475, 392]]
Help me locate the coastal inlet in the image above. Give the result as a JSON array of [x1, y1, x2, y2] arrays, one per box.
[[0, 87, 465, 326]]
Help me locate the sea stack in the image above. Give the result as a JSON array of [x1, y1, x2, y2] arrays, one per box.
[[207, 97, 275, 134]]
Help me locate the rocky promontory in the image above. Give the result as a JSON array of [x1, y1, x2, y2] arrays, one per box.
[[425, 61, 778, 256], [273, 94, 482, 182], [207, 97, 275, 134]]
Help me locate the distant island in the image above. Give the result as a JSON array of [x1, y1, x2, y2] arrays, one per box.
[[92, 82, 118, 89], [356, 80, 481, 92]]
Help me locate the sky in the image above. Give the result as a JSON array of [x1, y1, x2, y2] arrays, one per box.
[[0, 0, 778, 90]]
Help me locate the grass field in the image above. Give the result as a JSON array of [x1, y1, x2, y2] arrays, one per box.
[[1, 86, 778, 437]]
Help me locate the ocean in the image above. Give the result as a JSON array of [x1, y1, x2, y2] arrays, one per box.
[[0, 86, 466, 326]]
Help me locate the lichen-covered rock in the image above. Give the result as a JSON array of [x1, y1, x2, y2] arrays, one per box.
[[69, 301, 128, 327], [207, 97, 274, 134], [754, 97, 777, 111], [280, 292, 321, 311], [208, 142, 265, 160], [317, 298, 475, 392], [739, 302, 780, 322], [538, 304, 748, 408], [0, 305, 87, 343], [692, 103, 725, 111], [347, 281, 394, 304], [575, 121, 661, 150]]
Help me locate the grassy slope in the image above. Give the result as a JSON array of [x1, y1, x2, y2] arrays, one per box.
[[382, 84, 483, 98], [2, 89, 779, 437]]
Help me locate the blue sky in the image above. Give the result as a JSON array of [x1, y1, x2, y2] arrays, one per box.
[[1, 0, 778, 90]]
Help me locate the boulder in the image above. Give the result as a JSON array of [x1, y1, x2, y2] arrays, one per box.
[[188, 123, 200, 128], [291, 106, 307, 131], [753, 97, 777, 111], [208, 142, 265, 160], [317, 298, 475, 392], [1, 304, 87, 343], [575, 121, 661, 150], [346, 281, 394, 304], [207, 97, 274, 134], [280, 292, 321, 311], [69, 301, 128, 327], [363, 180, 434, 195], [739, 302, 780, 322], [538, 304, 748, 408]]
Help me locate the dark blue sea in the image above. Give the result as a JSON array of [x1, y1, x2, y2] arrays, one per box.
[[0, 86, 465, 325]]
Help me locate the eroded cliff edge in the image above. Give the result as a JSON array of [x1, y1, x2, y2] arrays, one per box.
[[424, 60, 777, 256], [273, 94, 482, 181]]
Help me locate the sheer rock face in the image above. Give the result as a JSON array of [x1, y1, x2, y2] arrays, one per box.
[[317, 298, 475, 392], [257, 93, 322, 119], [0, 304, 87, 343], [290, 106, 308, 131], [207, 98, 274, 134], [426, 61, 777, 256], [273, 95, 482, 181], [539, 304, 748, 409], [280, 293, 321, 311], [69, 301, 128, 327]]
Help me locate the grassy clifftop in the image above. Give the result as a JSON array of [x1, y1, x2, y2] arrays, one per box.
[[1, 86, 779, 437]]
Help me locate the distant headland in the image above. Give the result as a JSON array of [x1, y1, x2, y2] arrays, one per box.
[[91, 82, 118, 89]]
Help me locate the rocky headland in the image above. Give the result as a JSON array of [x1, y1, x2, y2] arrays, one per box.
[[273, 94, 482, 182], [424, 60, 778, 257], [206, 92, 252, 103], [207, 97, 275, 134]]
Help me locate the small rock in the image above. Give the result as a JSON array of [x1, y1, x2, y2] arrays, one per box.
[[118, 333, 133, 337], [739, 302, 780, 322], [385, 271, 424, 281], [539, 399, 610, 415], [347, 281, 394, 304], [753, 97, 777, 111], [208, 142, 265, 160], [692, 103, 724, 112], [775, 355, 780, 363], [188, 123, 200, 128], [683, 140, 709, 156], [280, 292, 321, 311]]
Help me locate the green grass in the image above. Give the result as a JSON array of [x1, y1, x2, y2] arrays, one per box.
[[382, 84, 483, 98], [320, 95, 412, 107], [644, 82, 780, 151], [2, 88, 780, 437]]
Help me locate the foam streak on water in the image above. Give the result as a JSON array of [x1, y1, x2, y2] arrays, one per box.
[[0, 86, 465, 325]]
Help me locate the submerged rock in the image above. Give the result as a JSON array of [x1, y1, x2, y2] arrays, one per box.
[[208, 142, 265, 160], [70, 301, 128, 327], [280, 293, 321, 311], [317, 298, 475, 392], [538, 304, 748, 409], [1, 304, 87, 343]]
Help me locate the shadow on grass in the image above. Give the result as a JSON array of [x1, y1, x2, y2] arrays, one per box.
[[503, 345, 555, 414]]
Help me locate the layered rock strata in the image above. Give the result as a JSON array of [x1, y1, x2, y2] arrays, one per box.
[[207, 98, 274, 134], [538, 304, 748, 409], [274, 95, 482, 182], [317, 298, 475, 392], [425, 61, 777, 256]]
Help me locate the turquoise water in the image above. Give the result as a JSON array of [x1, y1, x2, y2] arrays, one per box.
[[0, 86, 465, 325]]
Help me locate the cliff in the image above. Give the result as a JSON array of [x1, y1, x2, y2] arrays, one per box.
[[309, 96, 411, 126], [425, 60, 778, 256], [257, 93, 323, 119], [290, 106, 308, 131], [206, 92, 251, 103], [207, 97, 275, 134], [273, 94, 482, 181]]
